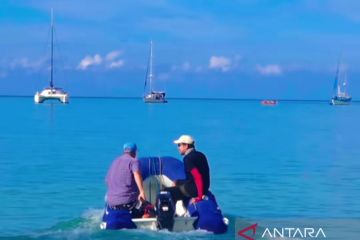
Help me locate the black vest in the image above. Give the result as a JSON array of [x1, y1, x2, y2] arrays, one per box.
[[183, 149, 210, 193]]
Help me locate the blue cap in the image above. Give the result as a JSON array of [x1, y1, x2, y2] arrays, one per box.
[[123, 142, 137, 153]]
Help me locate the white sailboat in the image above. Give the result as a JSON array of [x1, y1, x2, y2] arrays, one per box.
[[143, 41, 167, 103], [34, 9, 69, 104], [330, 59, 351, 105]]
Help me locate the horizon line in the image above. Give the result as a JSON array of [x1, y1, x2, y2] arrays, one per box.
[[0, 95, 359, 103]]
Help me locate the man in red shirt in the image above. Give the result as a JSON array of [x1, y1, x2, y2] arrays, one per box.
[[164, 135, 210, 203]]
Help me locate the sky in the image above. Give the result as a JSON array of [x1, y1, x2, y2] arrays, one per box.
[[1, 0, 360, 100]]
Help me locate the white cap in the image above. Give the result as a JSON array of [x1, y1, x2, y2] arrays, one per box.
[[173, 135, 195, 145]]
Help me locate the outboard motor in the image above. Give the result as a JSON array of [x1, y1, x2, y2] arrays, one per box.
[[156, 191, 175, 231]]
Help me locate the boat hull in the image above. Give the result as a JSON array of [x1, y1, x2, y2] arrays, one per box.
[[330, 96, 351, 105], [144, 92, 167, 103], [261, 100, 278, 106], [101, 214, 229, 232], [144, 99, 168, 103], [100, 216, 198, 232], [34, 90, 69, 104]]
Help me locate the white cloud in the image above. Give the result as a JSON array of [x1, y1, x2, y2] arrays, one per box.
[[256, 64, 283, 75], [77, 50, 125, 70], [209, 56, 231, 72], [108, 60, 124, 69], [10, 58, 31, 69], [10, 57, 46, 70], [106, 50, 121, 62], [77, 54, 103, 70], [105, 50, 125, 69]]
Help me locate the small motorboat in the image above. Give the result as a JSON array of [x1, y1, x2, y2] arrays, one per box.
[[261, 100, 278, 106], [100, 156, 228, 234]]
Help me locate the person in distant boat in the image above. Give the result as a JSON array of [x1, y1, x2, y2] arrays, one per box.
[[164, 135, 210, 204], [105, 142, 146, 218]]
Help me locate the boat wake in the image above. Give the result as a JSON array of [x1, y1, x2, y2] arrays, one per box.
[[0, 209, 237, 240], [28, 209, 104, 239]]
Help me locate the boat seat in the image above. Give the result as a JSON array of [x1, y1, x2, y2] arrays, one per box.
[[142, 175, 187, 216]]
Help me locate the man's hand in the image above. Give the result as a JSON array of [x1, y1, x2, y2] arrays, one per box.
[[134, 170, 146, 201], [138, 191, 146, 201], [191, 195, 205, 204]]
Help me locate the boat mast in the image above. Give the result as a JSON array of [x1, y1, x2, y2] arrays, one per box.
[[50, 8, 54, 89], [149, 41, 153, 93], [343, 67, 348, 96], [333, 57, 340, 97]]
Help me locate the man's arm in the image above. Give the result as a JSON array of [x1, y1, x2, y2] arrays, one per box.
[[134, 170, 146, 201], [190, 167, 204, 202], [174, 179, 187, 186]]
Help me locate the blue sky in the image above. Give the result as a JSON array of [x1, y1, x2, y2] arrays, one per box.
[[1, 0, 360, 99]]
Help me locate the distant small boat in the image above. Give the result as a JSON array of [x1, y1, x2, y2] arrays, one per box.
[[261, 100, 278, 106], [143, 41, 167, 103], [34, 9, 69, 104], [330, 59, 351, 105]]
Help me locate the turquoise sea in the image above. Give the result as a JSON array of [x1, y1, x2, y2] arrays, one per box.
[[1, 97, 359, 239]]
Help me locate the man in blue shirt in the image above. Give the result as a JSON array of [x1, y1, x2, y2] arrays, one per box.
[[105, 142, 146, 214]]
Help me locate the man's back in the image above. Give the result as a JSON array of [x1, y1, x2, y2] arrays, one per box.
[[106, 154, 140, 206], [184, 149, 210, 193]]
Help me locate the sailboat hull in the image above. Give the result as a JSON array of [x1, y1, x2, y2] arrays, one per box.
[[144, 98, 168, 103], [34, 88, 69, 104], [330, 96, 351, 105], [144, 92, 167, 103]]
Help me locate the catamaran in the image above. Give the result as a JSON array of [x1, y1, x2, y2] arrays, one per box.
[[34, 9, 69, 104], [143, 41, 167, 103], [330, 59, 351, 105]]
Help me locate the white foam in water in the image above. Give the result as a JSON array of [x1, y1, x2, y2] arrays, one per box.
[[25, 206, 227, 240], [82, 208, 104, 227], [29, 208, 105, 239]]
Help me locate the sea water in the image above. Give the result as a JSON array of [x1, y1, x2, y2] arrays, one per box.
[[0, 97, 359, 239]]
